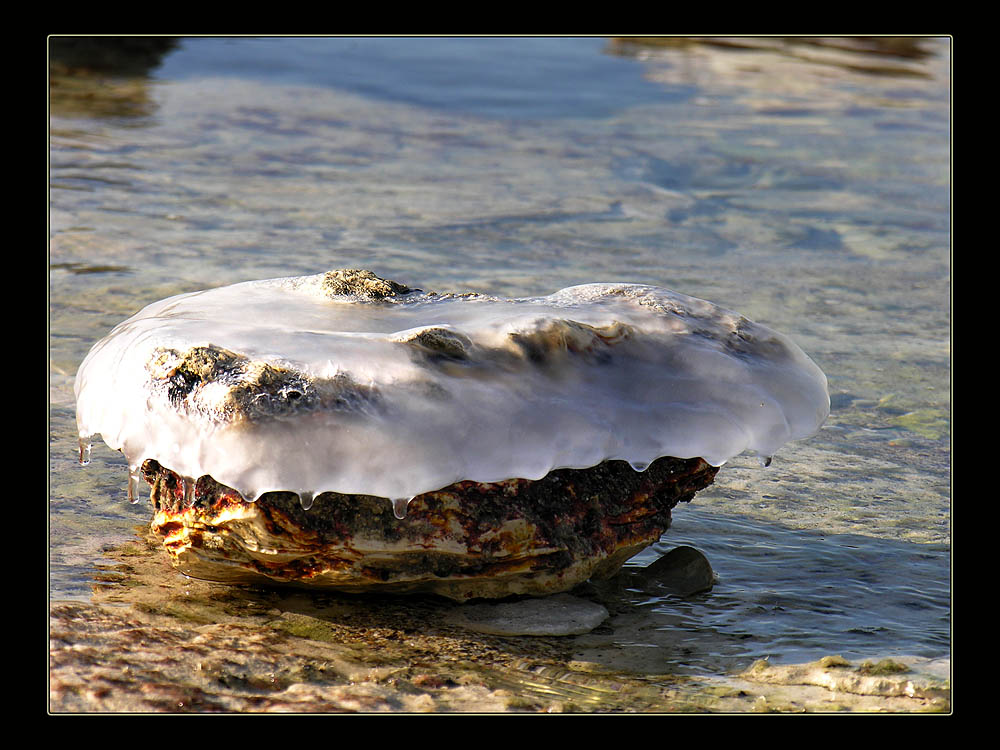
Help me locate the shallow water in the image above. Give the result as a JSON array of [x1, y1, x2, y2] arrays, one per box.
[[49, 36, 951, 707], [603, 505, 950, 673]]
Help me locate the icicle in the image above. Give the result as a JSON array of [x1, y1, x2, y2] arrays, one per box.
[[78, 438, 92, 466], [391, 497, 413, 520], [299, 491, 314, 511], [127, 466, 143, 504], [182, 477, 196, 507]]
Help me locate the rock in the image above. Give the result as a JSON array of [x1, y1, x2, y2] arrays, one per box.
[[636, 545, 715, 597], [76, 269, 829, 505], [143, 455, 718, 601], [75, 268, 830, 599], [445, 594, 609, 636], [320, 268, 413, 299], [741, 655, 950, 702]]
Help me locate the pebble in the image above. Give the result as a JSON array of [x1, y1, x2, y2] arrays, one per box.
[[636, 545, 715, 597]]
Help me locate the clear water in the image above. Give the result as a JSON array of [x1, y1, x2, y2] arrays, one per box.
[[49, 36, 950, 673], [151, 36, 684, 121], [606, 505, 950, 672]]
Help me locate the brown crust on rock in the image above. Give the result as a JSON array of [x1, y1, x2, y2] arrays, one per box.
[[143, 456, 719, 600]]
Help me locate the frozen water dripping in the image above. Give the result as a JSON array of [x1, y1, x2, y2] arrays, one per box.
[[73, 270, 830, 511]]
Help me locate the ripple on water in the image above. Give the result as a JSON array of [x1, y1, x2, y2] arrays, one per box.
[[604, 505, 950, 671]]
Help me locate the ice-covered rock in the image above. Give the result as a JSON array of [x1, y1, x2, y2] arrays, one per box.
[[75, 269, 829, 506], [75, 269, 828, 598]]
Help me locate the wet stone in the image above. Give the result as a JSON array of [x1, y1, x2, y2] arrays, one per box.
[[636, 545, 715, 597], [445, 594, 610, 636]]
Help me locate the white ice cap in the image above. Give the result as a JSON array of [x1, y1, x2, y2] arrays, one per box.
[[74, 270, 829, 502]]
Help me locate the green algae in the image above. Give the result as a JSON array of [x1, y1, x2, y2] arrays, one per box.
[[858, 658, 910, 676], [816, 654, 852, 669], [270, 612, 351, 645], [887, 409, 949, 441]]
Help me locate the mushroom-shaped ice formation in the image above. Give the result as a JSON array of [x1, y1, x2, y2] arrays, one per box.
[[74, 269, 829, 598]]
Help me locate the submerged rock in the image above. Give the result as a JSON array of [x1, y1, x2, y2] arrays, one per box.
[[445, 594, 609, 636], [75, 269, 829, 598]]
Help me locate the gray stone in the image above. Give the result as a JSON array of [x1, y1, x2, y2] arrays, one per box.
[[446, 594, 609, 636], [637, 545, 715, 597]]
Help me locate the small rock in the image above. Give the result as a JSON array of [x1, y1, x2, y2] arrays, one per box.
[[636, 545, 715, 596], [446, 594, 609, 636]]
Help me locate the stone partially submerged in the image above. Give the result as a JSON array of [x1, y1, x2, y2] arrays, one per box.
[[74, 269, 829, 599]]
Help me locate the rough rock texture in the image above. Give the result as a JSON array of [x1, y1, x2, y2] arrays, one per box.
[[143, 456, 719, 600], [321, 268, 413, 299], [146, 343, 378, 425]]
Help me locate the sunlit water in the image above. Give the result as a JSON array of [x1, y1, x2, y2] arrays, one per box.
[[49, 36, 950, 675]]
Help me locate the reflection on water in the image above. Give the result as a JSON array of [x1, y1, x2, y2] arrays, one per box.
[[49, 36, 950, 710], [606, 36, 938, 77], [49, 37, 179, 119], [149, 37, 682, 121], [49, 37, 179, 74]]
